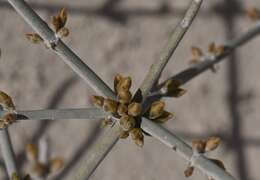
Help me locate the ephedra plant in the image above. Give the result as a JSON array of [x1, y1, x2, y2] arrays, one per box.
[[1, 0, 260, 179]]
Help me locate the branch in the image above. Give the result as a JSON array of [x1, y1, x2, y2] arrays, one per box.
[[141, 119, 235, 180], [157, 22, 260, 90], [137, 0, 202, 101], [0, 108, 108, 121], [0, 129, 18, 178], [6, 0, 115, 99]]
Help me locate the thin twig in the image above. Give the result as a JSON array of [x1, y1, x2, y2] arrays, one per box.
[[6, 0, 237, 179], [7, 0, 115, 99], [0, 129, 18, 178], [141, 119, 235, 180], [137, 0, 203, 101], [157, 22, 260, 90], [0, 108, 108, 121]]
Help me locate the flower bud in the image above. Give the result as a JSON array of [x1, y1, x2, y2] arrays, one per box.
[[0, 91, 16, 111], [191, 46, 203, 57], [149, 101, 165, 119], [119, 115, 136, 131], [130, 128, 144, 147], [117, 103, 128, 116], [128, 102, 141, 117], [57, 27, 69, 38], [50, 158, 64, 173], [25, 33, 43, 44], [192, 139, 206, 153], [91, 96, 104, 108], [205, 136, 221, 152], [118, 90, 132, 104], [152, 111, 173, 123], [26, 143, 38, 163], [103, 98, 118, 113], [184, 166, 194, 177], [119, 130, 129, 139]]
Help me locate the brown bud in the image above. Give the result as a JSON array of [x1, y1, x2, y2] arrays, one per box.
[[117, 103, 128, 116], [103, 98, 118, 113], [25, 33, 43, 44], [114, 74, 123, 93], [31, 162, 47, 177], [167, 88, 187, 98], [246, 7, 260, 21], [51, 8, 67, 32], [130, 128, 144, 147], [192, 139, 206, 153], [189, 58, 201, 65], [205, 137, 221, 152], [117, 77, 132, 91], [0, 121, 7, 129], [2, 113, 16, 125], [26, 143, 38, 162], [152, 111, 173, 123], [149, 101, 165, 119], [23, 174, 31, 180], [191, 46, 203, 57], [57, 27, 69, 38], [128, 102, 141, 117], [215, 45, 226, 55], [59, 8, 67, 26], [184, 166, 194, 177], [119, 130, 129, 139], [118, 90, 132, 104], [91, 96, 104, 108], [119, 115, 136, 131], [0, 91, 16, 111], [50, 158, 64, 173]]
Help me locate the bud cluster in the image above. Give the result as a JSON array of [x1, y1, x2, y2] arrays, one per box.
[[0, 91, 17, 129], [92, 74, 174, 147], [184, 136, 227, 180]]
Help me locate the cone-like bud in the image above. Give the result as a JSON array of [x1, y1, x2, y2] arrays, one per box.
[[130, 128, 144, 147], [114, 74, 123, 93], [50, 158, 64, 173], [103, 98, 118, 113], [91, 96, 104, 108], [152, 111, 173, 123], [184, 166, 194, 177], [205, 136, 221, 152], [57, 27, 69, 38], [117, 103, 128, 116], [128, 102, 141, 117], [0, 91, 16, 111], [192, 139, 206, 153], [119, 130, 129, 139], [149, 101, 165, 119], [119, 115, 136, 131], [26, 143, 38, 162], [191, 46, 203, 57], [2, 113, 16, 125], [118, 90, 132, 104], [25, 33, 43, 44]]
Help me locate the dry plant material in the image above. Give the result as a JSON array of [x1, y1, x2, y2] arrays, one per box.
[[25, 33, 43, 44], [246, 7, 260, 21], [0, 91, 17, 129], [93, 74, 174, 147], [186, 136, 227, 179], [50, 158, 64, 173], [161, 79, 186, 97], [11, 173, 31, 180]]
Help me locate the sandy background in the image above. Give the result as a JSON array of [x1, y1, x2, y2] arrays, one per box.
[[0, 0, 260, 179]]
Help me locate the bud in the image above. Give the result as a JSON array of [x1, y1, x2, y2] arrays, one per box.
[[149, 101, 165, 119], [167, 88, 187, 98], [191, 46, 203, 57], [205, 136, 221, 152], [117, 90, 132, 104], [184, 166, 194, 177], [0, 91, 16, 111], [152, 111, 173, 123], [117, 77, 131, 91], [246, 7, 260, 21], [57, 27, 69, 38], [130, 128, 144, 147], [91, 95, 104, 108], [31, 162, 46, 177], [25, 33, 43, 44], [119, 130, 129, 139], [128, 102, 141, 117], [2, 113, 16, 125], [208, 42, 217, 54], [100, 117, 113, 128], [103, 98, 118, 113], [50, 158, 64, 173], [117, 103, 128, 116], [59, 8, 67, 27], [119, 115, 136, 131], [51, 8, 67, 32], [192, 139, 206, 153], [114, 74, 123, 93], [26, 143, 38, 162], [208, 158, 226, 170], [11, 172, 19, 180]]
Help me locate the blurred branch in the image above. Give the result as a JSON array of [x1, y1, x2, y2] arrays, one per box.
[[0, 108, 108, 121], [0, 129, 18, 178], [157, 22, 260, 90], [137, 0, 202, 101]]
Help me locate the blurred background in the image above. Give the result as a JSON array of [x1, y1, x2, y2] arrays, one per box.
[[0, 0, 260, 179]]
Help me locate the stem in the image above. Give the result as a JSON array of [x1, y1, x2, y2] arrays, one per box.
[[137, 0, 202, 101], [157, 22, 260, 89], [0, 108, 108, 121], [0, 129, 18, 178], [141, 119, 235, 180], [7, 0, 115, 99]]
